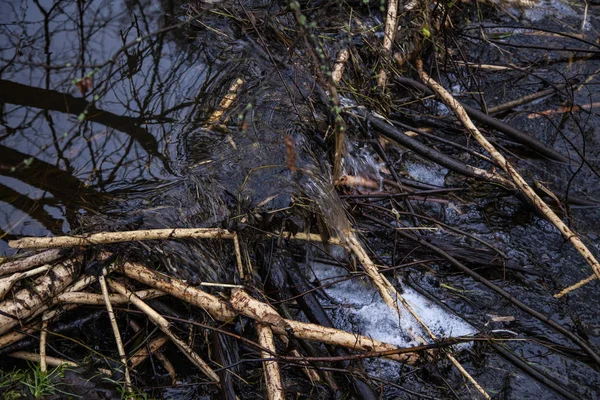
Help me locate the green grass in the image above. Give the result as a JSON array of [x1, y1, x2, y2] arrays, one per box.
[[0, 363, 76, 399]]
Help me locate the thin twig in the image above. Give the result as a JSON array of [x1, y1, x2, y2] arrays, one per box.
[[99, 270, 132, 392], [107, 278, 221, 384]]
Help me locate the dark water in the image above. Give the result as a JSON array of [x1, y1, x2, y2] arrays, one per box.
[[1, 0, 600, 399], [0, 0, 345, 281]]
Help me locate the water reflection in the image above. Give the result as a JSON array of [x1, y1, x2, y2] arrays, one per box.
[[0, 0, 232, 254], [0, 0, 347, 268]]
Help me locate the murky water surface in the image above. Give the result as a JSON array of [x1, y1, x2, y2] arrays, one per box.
[[1, 0, 600, 398]]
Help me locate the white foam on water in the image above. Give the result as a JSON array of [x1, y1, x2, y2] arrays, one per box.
[[306, 263, 475, 377], [307, 263, 475, 346]]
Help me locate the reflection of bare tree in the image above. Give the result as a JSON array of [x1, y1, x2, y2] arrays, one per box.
[[0, 144, 97, 201], [0, 183, 63, 235], [0, 0, 218, 242], [0, 79, 167, 166]]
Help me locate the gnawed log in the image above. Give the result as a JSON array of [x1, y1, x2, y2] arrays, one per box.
[[0, 249, 62, 275], [230, 289, 420, 364], [0, 256, 81, 335]]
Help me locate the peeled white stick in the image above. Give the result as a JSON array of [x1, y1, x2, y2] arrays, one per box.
[[0, 264, 52, 300], [229, 289, 420, 364], [9, 228, 235, 249], [120, 261, 420, 364], [9, 351, 78, 368], [0, 257, 80, 336], [99, 271, 132, 392], [107, 278, 221, 384], [256, 323, 284, 400], [0, 249, 61, 275]]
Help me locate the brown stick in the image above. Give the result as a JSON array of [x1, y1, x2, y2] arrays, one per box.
[[417, 59, 600, 292], [378, 0, 399, 88], [487, 81, 572, 114], [128, 335, 169, 369]]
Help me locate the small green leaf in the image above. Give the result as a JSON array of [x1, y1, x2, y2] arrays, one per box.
[[23, 157, 33, 167], [78, 113, 86, 121], [93, 94, 100, 101], [421, 26, 431, 38]]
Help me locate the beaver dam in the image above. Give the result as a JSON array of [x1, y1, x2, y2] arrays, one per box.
[[1, 0, 600, 398]]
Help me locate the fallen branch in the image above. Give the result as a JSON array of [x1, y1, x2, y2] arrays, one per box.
[[416, 59, 600, 295], [229, 289, 420, 364], [0, 249, 62, 275], [257, 323, 285, 400], [107, 278, 221, 384], [0, 256, 81, 335], [9, 228, 235, 249]]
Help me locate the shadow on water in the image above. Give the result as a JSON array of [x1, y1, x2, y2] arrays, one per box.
[[0, 0, 357, 294], [0, 0, 345, 258]]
